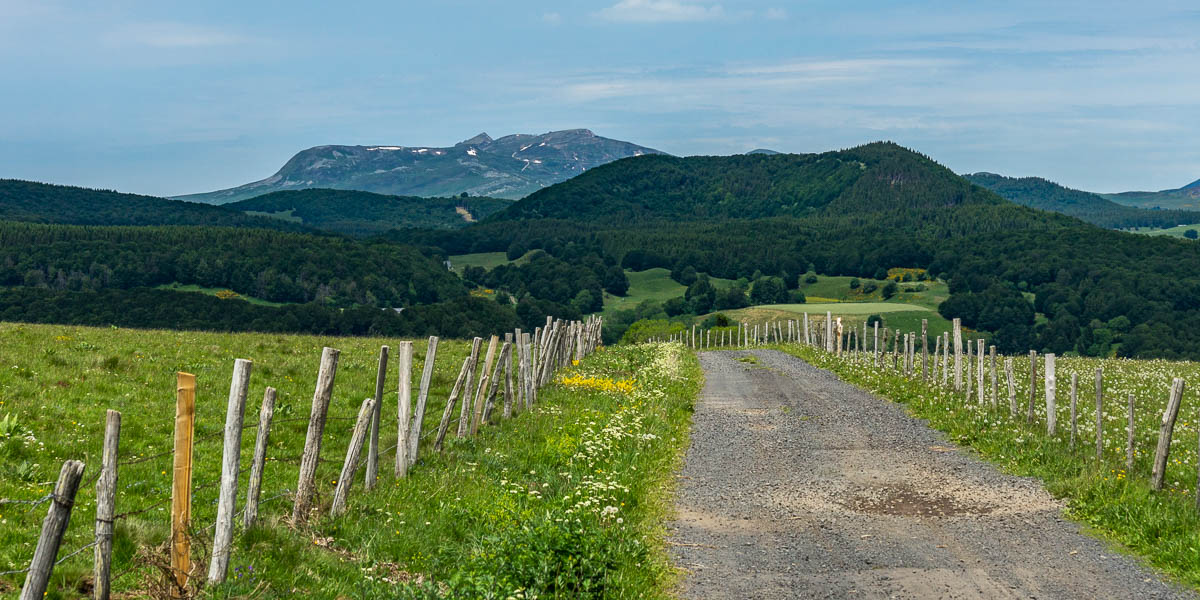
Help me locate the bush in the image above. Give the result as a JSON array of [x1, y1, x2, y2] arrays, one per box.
[[882, 281, 899, 299], [866, 314, 883, 327], [1186, 229, 1198, 240], [804, 274, 818, 284], [849, 277, 861, 290]]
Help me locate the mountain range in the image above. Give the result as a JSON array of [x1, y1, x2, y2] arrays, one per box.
[[963, 172, 1200, 229], [1102, 178, 1200, 210], [174, 129, 663, 204]]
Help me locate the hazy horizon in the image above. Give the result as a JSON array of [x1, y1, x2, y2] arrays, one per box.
[[1, 0, 1198, 197]]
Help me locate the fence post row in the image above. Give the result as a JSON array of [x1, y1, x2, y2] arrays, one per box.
[[15, 316, 603, 598]]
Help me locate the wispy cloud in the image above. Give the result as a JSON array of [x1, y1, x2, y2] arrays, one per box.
[[541, 11, 563, 26], [595, 0, 724, 23], [102, 22, 250, 48], [763, 8, 787, 21]]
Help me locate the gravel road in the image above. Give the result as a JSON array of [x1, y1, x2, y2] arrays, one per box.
[[667, 349, 1196, 599]]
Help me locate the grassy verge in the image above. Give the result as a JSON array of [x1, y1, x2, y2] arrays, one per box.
[[0, 322, 700, 598], [772, 343, 1200, 589]]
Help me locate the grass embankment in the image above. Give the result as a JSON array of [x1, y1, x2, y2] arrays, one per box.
[[0, 322, 700, 598], [775, 343, 1200, 588], [602, 269, 736, 316]]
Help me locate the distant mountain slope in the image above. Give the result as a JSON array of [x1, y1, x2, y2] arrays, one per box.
[[0, 179, 304, 231], [226, 188, 512, 236], [488, 144, 1016, 227], [1102, 179, 1200, 210], [963, 172, 1200, 229], [175, 129, 664, 204]]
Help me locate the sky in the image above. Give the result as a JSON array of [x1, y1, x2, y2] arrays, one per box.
[[1, 0, 1198, 197]]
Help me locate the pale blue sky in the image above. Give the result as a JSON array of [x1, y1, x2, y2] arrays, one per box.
[[1, 0, 1198, 197]]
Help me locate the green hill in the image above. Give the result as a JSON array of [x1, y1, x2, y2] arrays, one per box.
[[963, 172, 1200, 229], [1102, 177, 1200, 210], [226, 188, 513, 236], [0, 179, 304, 231], [422, 142, 1200, 359]]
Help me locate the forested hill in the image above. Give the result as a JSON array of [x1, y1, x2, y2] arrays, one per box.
[[484, 142, 1072, 234], [0, 179, 306, 231], [421, 142, 1200, 360], [963, 172, 1200, 229], [226, 189, 512, 237]]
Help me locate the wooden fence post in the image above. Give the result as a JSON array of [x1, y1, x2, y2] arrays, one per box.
[[1069, 373, 1079, 448], [170, 372, 195, 597], [19, 460, 85, 600], [1005, 358, 1016, 415], [1151, 378, 1185, 491], [244, 387, 275, 528], [1045, 353, 1056, 436], [941, 332, 949, 386], [1027, 350, 1038, 424], [94, 410, 120, 600], [503, 336, 516, 419], [331, 398, 375, 517], [209, 358, 252, 585], [976, 339, 985, 405], [471, 336, 499, 435], [1095, 368, 1104, 460], [1127, 393, 1136, 471], [366, 345, 388, 491], [395, 341, 413, 479], [293, 347, 339, 525], [435, 339, 481, 452], [952, 318, 962, 391], [921, 319, 929, 379], [482, 342, 511, 424], [408, 337, 439, 467]]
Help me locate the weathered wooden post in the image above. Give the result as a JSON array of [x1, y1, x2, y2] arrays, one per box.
[[170, 372, 195, 595], [1027, 350, 1038, 424], [394, 342, 413, 478], [366, 345, 388, 491], [1069, 373, 1079, 448], [1095, 368, 1103, 461], [436, 339, 481, 452], [1005, 358, 1016, 415], [408, 337, 438, 467], [470, 336, 499, 435], [964, 339, 973, 401], [244, 387, 275, 528], [989, 346, 998, 408], [1151, 378, 1185, 491], [1044, 353, 1057, 436], [932, 335, 941, 381], [459, 337, 486, 437], [873, 321, 880, 366], [19, 460, 85, 600], [952, 318, 962, 391], [976, 339, 985, 404], [921, 319, 929, 379], [502, 338, 516, 419], [941, 332, 949, 386], [825, 311, 833, 352], [293, 347, 339, 525], [331, 398, 375, 517], [94, 410, 120, 600], [209, 358, 252, 585], [482, 343, 511, 424]]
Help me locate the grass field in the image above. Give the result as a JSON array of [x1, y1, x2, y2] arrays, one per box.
[[0, 323, 700, 598], [1128, 223, 1200, 239], [602, 268, 736, 315], [779, 343, 1200, 589], [156, 283, 288, 307], [799, 274, 949, 310], [446, 251, 533, 273]]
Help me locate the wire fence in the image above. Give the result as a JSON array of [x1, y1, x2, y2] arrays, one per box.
[[1, 317, 601, 598]]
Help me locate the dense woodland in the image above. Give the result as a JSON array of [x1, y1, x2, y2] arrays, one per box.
[[0, 222, 465, 307], [0, 179, 305, 231], [6, 142, 1200, 359], [413, 143, 1200, 359], [964, 172, 1200, 229], [227, 188, 512, 236]]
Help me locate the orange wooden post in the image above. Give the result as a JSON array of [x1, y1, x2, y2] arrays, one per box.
[[170, 372, 196, 597]]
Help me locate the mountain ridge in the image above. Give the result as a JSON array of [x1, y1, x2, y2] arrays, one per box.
[[174, 129, 665, 204]]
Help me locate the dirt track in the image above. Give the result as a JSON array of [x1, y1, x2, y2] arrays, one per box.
[[667, 349, 1196, 599]]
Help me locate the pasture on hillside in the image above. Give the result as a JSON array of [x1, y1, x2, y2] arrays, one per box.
[[0, 322, 699, 599]]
